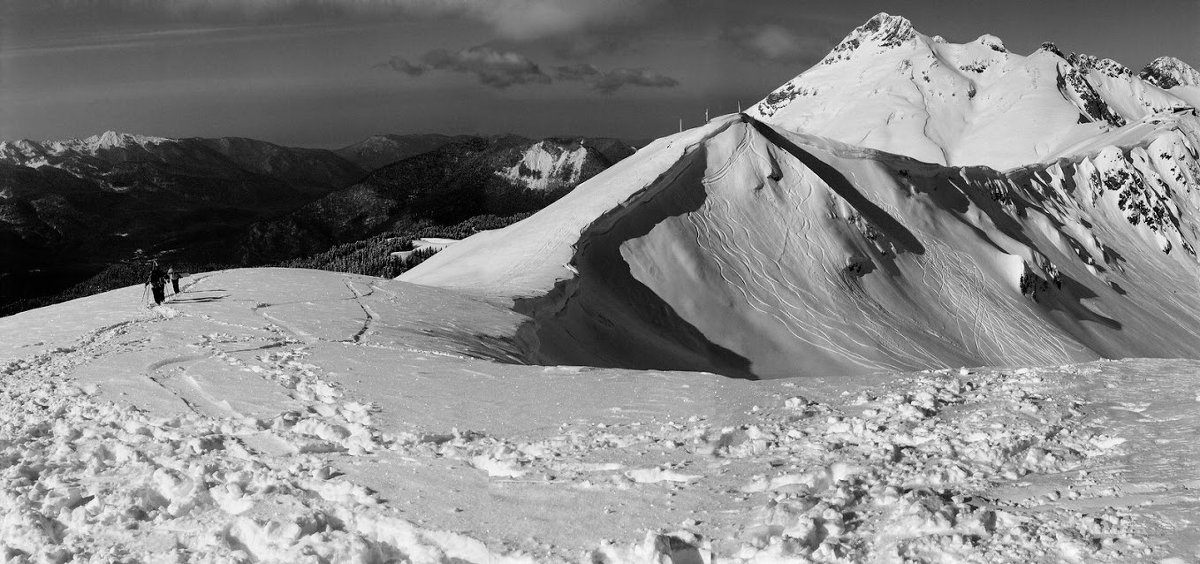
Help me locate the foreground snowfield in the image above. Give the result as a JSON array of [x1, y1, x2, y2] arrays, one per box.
[[1, 268, 1197, 562]]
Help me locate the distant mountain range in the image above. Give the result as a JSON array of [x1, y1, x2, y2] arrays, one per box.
[[0, 131, 635, 313], [239, 135, 633, 263]]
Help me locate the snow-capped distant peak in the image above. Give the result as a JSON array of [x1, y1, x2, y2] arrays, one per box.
[[820, 12, 917, 64], [1141, 56, 1200, 89], [0, 139, 45, 158], [82, 130, 170, 150]]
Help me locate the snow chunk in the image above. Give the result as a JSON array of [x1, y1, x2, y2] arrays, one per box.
[[624, 467, 701, 484]]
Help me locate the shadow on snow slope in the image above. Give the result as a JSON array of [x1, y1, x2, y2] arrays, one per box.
[[514, 144, 756, 380]]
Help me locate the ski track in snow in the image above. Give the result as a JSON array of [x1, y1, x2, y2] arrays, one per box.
[[0, 269, 1195, 562]]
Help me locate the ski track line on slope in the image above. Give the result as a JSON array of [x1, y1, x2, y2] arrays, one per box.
[[928, 181, 1061, 363], [703, 207, 862, 368], [343, 278, 379, 344], [722, 178, 897, 370], [254, 302, 318, 345], [840, 172, 976, 365], [142, 352, 234, 419], [695, 192, 890, 372]]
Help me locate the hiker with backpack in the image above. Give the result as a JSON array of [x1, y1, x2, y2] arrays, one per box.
[[168, 267, 181, 295], [146, 261, 168, 305]]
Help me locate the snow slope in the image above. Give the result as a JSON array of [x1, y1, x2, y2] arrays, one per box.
[[404, 111, 1200, 379], [0, 268, 1196, 561], [746, 13, 1197, 170]]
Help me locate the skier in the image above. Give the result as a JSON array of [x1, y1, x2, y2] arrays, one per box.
[[168, 267, 181, 295], [146, 261, 168, 306]]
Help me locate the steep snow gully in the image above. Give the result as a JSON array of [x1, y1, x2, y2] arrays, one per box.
[[407, 112, 1200, 379]]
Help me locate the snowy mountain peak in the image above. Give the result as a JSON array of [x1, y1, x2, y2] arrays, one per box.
[[1038, 41, 1066, 58], [974, 34, 1006, 53], [1140, 56, 1200, 89], [82, 130, 170, 150], [749, 13, 1200, 168], [856, 12, 916, 42], [820, 12, 917, 64]]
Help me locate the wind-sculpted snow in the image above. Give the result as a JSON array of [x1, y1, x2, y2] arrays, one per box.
[[406, 112, 1200, 379], [1, 268, 1196, 561]]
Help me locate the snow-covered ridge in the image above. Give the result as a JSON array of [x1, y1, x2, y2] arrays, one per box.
[[497, 140, 591, 191]]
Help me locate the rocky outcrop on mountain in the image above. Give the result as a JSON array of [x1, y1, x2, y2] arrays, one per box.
[[1140, 56, 1200, 89], [819, 12, 918, 65]]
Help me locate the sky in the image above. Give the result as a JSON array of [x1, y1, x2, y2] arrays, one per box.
[[2, 0, 1198, 148]]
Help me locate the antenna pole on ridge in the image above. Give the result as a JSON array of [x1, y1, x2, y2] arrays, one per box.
[[679, 118, 682, 133]]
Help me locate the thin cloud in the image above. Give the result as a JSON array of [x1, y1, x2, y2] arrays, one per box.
[[553, 63, 603, 81], [384, 47, 678, 94], [15, 0, 666, 42], [555, 64, 679, 94], [410, 0, 664, 42], [722, 23, 835, 64], [382, 46, 551, 88]]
